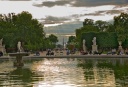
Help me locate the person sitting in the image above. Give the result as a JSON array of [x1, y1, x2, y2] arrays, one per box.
[[93, 50, 103, 55], [107, 49, 116, 55], [35, 51, 40, 56], [82, 52, 88, 55], [46, 49, 51, 56], [117, 50, 124, 55], [111, 49, 116, 55], [46, 49, 55, 56], [0, 51, 3, 57], [88, 50, 92, 55], [51, 51, 54, 55]]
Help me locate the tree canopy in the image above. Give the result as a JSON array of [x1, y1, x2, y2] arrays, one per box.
[[0, 11, 45, 52], [114, 12, 128, 42]]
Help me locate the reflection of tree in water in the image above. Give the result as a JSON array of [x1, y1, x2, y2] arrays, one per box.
[[77, 59, 128, 87], [10, 67, 44, 86], [77, 59, 93, 69], [0, 59, 45, 87], [97, 59, 128, 86], [10, 68, 33, 82], [77, 59, 94, 81]]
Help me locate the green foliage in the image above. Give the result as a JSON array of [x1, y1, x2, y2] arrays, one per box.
[[83, 18, 94, 26], [81, 32, 118, 50], [0, 11, 45, 52], [81, 32, 96, 50], [43, 37, 57, 49], [67, 36, 76, 43], [75, 29, 82, 48], [122, 39, 128, 48], [114, 12, 128, 42], [75, 12, 128, 49], [96, 32, 118, 48], [46, 34, 58, 49], [67, 36, 79, 50], [95, 20, 109, 32], [75, 22, 99, 49], [48, 34, 58, 44], [106, 24, 115, 32]]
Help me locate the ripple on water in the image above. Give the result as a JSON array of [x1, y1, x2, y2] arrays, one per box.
[[0, 58, 128, 87]]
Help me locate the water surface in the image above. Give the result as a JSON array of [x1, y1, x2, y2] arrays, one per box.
[[0, 58, 128, 87]]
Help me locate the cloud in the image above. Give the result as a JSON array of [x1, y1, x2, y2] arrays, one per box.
[[39, 4, 128, 25], [32, 0, 128, 7], [42, 1, 69, 7], [1, 0, 128, 6], [106, 10, 123, 15], [71, 0, 128, 7], [33, 0, 71, 7], [83, 10, 122, 16], [40, 16, 70, 24]]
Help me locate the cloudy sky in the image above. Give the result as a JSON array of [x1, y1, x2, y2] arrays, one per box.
[[0, 0, 128, 27], [0, 0, 128, 43]]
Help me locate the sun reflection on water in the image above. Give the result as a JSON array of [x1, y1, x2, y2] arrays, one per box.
[[29, 58, 119, 87], [30, 58, 86, 87]]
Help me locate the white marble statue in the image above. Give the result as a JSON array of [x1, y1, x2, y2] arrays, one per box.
[[83, 39, 85, 44], [17, 41, 23, 52], [92, 37, 96, 45], [83, 39, 86, 52]]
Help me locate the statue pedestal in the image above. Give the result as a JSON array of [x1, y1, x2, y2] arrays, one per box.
[[92, 45, 98, 53], [83, 46, 87, 53], [118, 46, 122, 50], [0, 45, 5, 52], [9, 52, 30, 67], [0, 43, 6, 54], [118, 41, 123, 50]]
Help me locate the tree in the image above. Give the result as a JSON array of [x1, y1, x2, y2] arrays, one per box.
[[106, 23, 115, 32], [83, 18, 94, 26], [48, 34, 58, 44], [67, 36, 79, 49], [67, 36, 76, 43], [0, 13, 17, 48], [0, 11, 46, 52], [95, 20, 109, 32], [46, 34, 58, 49], [114, 12, 128, 42]]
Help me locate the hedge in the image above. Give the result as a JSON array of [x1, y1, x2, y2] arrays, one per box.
[[81, 32, 119, 50]]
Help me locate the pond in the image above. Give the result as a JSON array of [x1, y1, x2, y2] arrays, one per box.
[[0, 58, 128, 87]]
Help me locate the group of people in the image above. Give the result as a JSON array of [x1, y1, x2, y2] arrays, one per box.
[[33, 48, 128, 56], [107, 48, 128, 55], [80, 48, 128, 55], [46, 49, 54, 56]]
